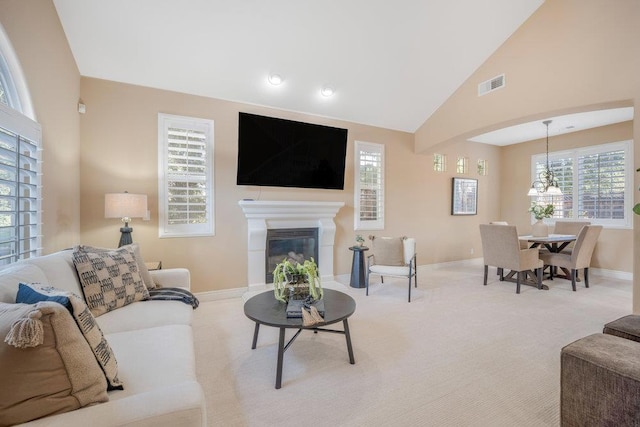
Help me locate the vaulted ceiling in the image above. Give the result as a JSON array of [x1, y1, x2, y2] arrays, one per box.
[[53, 0, 544, 132]]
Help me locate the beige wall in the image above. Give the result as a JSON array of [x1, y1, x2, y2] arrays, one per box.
[[415, 0, 640, 153], [79, 78, 502, 292], [415, 0, 640, 310], [0, 0, 82, 252], [4, 0, 637, 298]]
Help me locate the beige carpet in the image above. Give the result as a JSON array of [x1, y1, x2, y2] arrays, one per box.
[[193, 263, 632, 426]]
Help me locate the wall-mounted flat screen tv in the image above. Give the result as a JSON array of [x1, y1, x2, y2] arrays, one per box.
[[236, 112, 348, 190]]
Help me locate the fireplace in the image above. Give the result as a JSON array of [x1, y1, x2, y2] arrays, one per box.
[[265, 228, 319, 283], [238, 200, 344, 289]]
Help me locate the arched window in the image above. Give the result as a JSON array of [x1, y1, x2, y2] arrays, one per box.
[[0, 52, 20, 109], [0, 23, 42, 265]]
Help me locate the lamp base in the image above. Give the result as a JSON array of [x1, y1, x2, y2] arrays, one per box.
[[118, 226, 133, 247]]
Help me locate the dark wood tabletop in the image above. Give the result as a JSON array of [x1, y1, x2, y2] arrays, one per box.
[[244, 288, 356, 329]]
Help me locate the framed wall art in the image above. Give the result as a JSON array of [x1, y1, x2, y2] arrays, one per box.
[[451, 177, 478, 215]]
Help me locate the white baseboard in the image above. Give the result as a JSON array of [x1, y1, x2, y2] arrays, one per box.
[[195, 287, 247, 302], [590, 267, 632, 281], [195, 259, 631, 302]]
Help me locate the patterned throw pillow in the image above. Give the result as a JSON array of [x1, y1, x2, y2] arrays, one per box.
[[78, 243, 157, 290], [16, 283, 124, 390], [72, 245, 149, 317]]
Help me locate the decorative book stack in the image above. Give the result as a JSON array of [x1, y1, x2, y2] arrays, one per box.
[[286, 298, 325, 318]]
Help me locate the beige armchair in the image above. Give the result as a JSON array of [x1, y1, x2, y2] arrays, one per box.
[[540, 225, 602, 291], [552, 220, 591, 254], [479, 224, 543, 294], [366, 236, 417, 302], [553, 220, 591, 235]]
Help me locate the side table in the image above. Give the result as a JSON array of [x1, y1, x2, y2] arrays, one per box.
[[145, 261, 162, 271], [349, 246, 368, 288]]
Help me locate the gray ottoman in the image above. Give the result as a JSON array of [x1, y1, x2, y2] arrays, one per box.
[[603, 314, 640, 343], [561, 333, 640, 425]]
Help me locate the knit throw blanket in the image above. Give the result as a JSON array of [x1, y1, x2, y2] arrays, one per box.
[[147, 287, 199, 309]]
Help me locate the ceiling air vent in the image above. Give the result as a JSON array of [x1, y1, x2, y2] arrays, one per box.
[[478, 74, 505, 96]]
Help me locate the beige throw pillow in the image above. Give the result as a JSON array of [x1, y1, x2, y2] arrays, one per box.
[[0, 301, 108, 425], [371, 236, 405, 266], [129, 243, 156, 289], [72, 245, 149, 317]]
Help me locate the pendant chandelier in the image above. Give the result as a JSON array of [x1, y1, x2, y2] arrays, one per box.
[[527, 120, 563, 196]]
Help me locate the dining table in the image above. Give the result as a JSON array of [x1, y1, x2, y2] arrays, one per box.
[[519, 234, 578, 281], [519, 234, 577, 252]]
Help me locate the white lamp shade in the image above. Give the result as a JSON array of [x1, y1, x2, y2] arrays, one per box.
[[545, 186, 563, 196], [105, 193, 148, 219]]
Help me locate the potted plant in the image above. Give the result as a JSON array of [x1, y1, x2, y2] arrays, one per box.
[[529, 202, 555, 220], [355, 234, 365, 247], [272, 257, 323, 303], [528, 202, 554, 237]]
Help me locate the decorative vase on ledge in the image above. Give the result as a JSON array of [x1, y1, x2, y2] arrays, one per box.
[[532, 219, 549, 237]]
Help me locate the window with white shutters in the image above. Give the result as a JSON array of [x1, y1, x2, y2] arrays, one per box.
[[158, 113, 214, 237], [0, 34, 41, 267], [355, 141, 384, 230], [0, 105, 41, 266], [531, 140, 631, 228]]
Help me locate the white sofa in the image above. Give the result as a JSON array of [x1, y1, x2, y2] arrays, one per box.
[[0, 249, 207, 426]]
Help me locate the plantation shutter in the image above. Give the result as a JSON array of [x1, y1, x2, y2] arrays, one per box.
[[577, 148, 626, 220], [158, 113, 214, 237], [543, 157, 573, 218], [0, 104, 41, 265], [355, 141, 384, 230], [531, 140, 631, 227]]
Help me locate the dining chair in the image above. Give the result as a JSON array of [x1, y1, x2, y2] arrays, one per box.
[[490, 221, 529, 250], [479, 224, 543, 294], [365, 236, 417, 302], [539, 225, 602, 291], [552, 220, 591, 254]]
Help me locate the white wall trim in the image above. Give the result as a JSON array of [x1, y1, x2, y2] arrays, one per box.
[[196, 259, 631, 302], [238, 200, 344, 287]]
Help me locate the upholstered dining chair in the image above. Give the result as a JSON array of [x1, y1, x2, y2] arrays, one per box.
[[539, 225, 602, 291], [551, 220, 591, 254], [366, 236, 417, 302], [479, 224, 543, 294], [490, 221, 529, 249]]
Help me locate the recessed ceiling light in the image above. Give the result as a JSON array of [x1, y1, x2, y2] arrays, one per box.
[[268, 74, 283, 86], [320, 86, 335, 97]]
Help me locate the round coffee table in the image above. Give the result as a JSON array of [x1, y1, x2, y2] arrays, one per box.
[[244, 288, 356, 389]]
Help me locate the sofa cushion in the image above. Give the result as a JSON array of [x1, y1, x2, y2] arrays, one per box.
[[96, 300, 193, 334], [16, 283, 124, 390], [106, 324, 197, 398], [0, 301, 108, 425], [129, 243, 157, 289], [0, 263, 48, 303], [72, 245, 149, 317]]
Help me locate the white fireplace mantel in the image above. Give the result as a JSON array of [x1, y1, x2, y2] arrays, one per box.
[[238, 200, 344, 289]]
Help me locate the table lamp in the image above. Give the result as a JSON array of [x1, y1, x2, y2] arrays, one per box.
[[104, 191, 148, 247]]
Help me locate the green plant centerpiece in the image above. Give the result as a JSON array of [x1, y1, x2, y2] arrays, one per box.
[[272, 257, 323, 303], [528, 202, 554, 220], [355, 234, 365, 246]]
